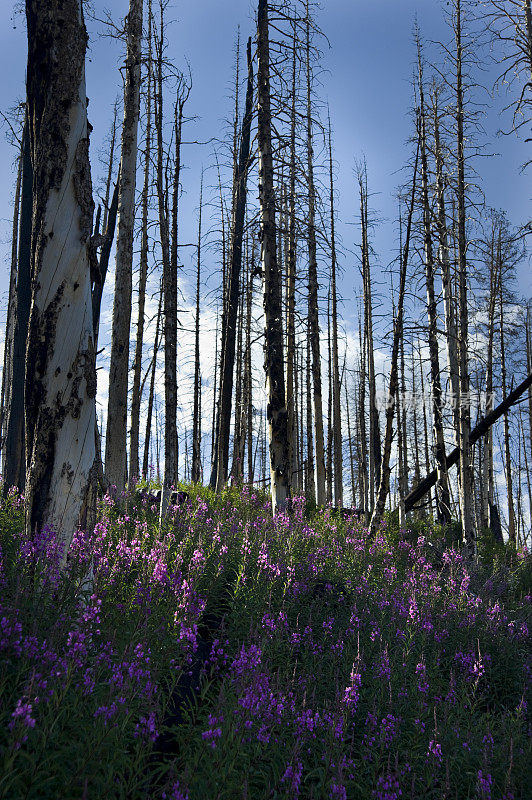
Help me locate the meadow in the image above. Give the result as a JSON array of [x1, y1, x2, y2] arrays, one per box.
[[0, 485, 530, 799]]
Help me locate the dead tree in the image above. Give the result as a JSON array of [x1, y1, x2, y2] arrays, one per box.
[[432, 85, 460, 446], [369, 129, 420, 537], [257, 0, 291, 512], [358, 165, 381, 511], [191, 176, 203, 484], [3, 114, 31, 495], [418, 45, 451, 525], [129, 0, 153, 482], [406, 371, 532, 515], [328, 110, 343, 507], [0, 129, 22, 473], [212, 37, 254, 492], [454, 0, 475, 552], [105, 0, 143, 492], [24, 0, 97, 556], [142, 288, 162, 480], [304, 3, 326, 505]]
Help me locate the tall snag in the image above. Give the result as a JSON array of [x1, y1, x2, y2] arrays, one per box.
[[454, 0, 475, 552], [3, 114, 31, 495], [105, 0, 143, 493], [257, 0, 291, 512], [369, 130, 420, 537], [212, 37, 254, 492], [24, 0, 97, 556], [418, 44, 451, 525], [304, 2, 326, 505], [328, 110, 343, 507], [191, 176, 203, 484], [129, 0, 153, 481]]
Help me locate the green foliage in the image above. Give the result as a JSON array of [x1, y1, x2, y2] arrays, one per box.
[[0, 485, 529, 799]]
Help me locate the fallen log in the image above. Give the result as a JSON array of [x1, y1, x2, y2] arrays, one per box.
[[404, 371, 532, 514]]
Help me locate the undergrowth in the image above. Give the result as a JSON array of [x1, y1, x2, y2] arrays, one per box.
[[0, 484, 530, 799]]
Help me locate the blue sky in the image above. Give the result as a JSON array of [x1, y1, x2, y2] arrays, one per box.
[[0, 0, 530, 328]]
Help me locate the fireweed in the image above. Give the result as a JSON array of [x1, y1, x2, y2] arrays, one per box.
[[0, 483, 529, 799]]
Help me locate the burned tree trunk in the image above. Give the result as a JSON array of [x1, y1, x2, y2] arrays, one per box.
[[3, 115, 31, 495], [213, 37, 254, 492], [328, 112, 343, 507], [369, 132, 419, 537], [24, 0, 97, 556], [358, 166, 381, 511], [129, 0, 152, 482], [142, 290, 162, 480], [105, 0, 143, 492], [305, 7, 326, 506], [418, 50, 451, 525], [454, 0, 475, 553], [191, 178, 203, 484], [257, 0, 290, 512], [0, 136, 22, 468]]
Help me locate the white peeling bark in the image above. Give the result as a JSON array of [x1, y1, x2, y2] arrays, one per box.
[[24, 0, 97, 560]]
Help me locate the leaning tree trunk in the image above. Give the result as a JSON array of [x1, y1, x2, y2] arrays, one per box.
[[24, 0, 97, 557], [213, 37, 254, 492], [3, 116, 29, 496], [257, 0, 290, 513], [105, 0, 143, 493]]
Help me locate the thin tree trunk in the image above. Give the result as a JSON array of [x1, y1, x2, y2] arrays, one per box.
[[105, 0, 143, 493], [418, 50, 451, 525], [213, 38, 254, 491], [304, 3, 326, 506], [305, 328, 314, 499], [154, 2, 177, 510], [257, 0, 290, 512], [454, 0, 475, 552], [359, 167, 381, 510], [345, 380, 356, 507], [2, 122, 24, 493], [327, 110, 343, 507], [432, 86, 460, 445], [286, 24, 298, 489], [142, 290, 162, 480], [191, 177, 203, 484], [129, 2, 152, 481], [326, 290, 333, 503], [483, 225, 500, 532], [499, 263, 516, 544], [369, 132, 420, 536], [358, 308, 369, 514], [246, 248, 254, 484]]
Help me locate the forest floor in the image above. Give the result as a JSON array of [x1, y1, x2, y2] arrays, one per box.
[[0, 484, 530, 799]]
